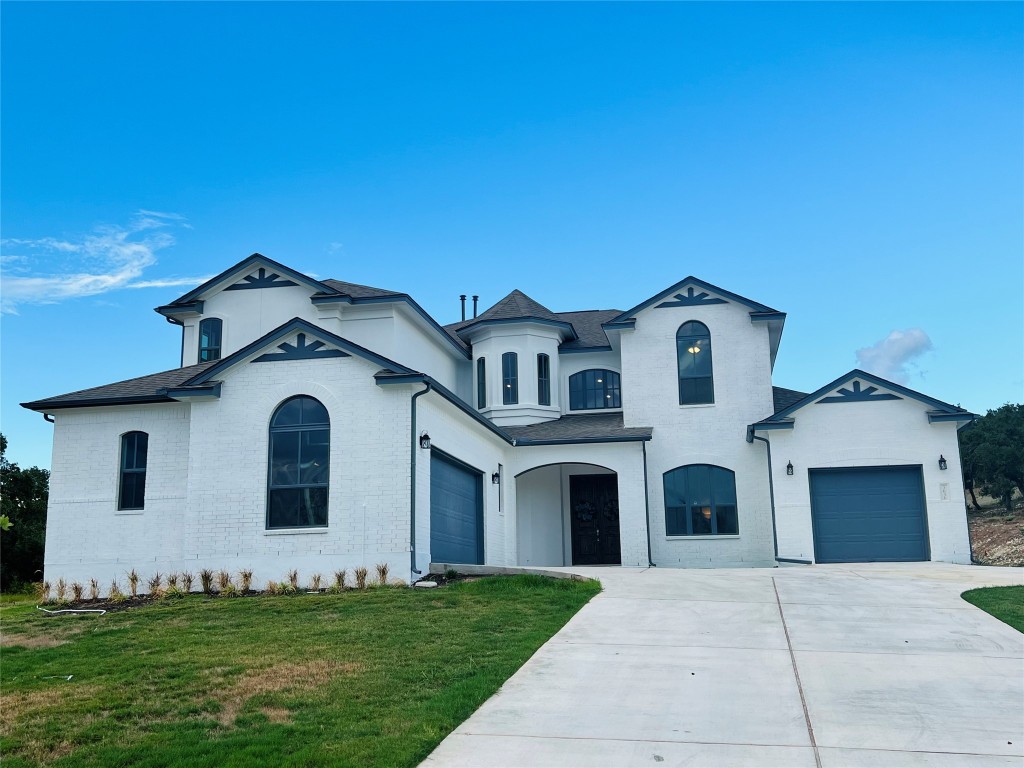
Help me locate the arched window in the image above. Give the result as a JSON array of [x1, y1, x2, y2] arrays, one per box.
[[537, 353, 551, 406], [502, 352, 518, 405], [569, 369, 621, 410], [118, 431, 148, 510], [477, 357, 486, 409], [663, 464, 737, 536], [198, 318, 223, 362], [677, 321, 713, 404], [267, 396, 330, 529]]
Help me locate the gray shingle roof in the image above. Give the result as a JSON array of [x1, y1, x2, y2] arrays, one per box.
[[22, 361, 218, 410], [772, 386, 808, 414], [445, 290, 566, 334], [319, 279, 403, 299], [503, 413, 652, 445], [555, 309, 621, 351]]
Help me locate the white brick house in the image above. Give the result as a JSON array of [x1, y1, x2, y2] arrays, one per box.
[[23, 254, 976, 589]]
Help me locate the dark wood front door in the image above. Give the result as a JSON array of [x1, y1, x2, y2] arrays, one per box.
[[569, 475, 621, 565]]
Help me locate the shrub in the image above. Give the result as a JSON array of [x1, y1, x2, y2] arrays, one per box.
[[148, 573, 163, 596], [166, 573, 179, 590], [37, 580, 51, 603], [376, 563, 389, 586], [220, 581, 237, 597], [181, 571, 194, 593], [89, 578, 100, 601], [55, 578, 67, 603], [109, 580, 126, 602], [217, 570, 232, 592], [71, 582, 84, 602], [445, 568, 459, 579], [287, 569, 299, 591], [239, 569, 254, 592], [354, 567, 368, 590], [333, 569, 347, 590], [127, 569, 140, 597], [199, 569, 215, 594], [265, 580, 280, 595], [164, 586, 184, 599], [309, 573, 322, 592]]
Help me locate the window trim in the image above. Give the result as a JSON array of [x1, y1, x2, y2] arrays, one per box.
[[266, 395, 330, 530], [537, 353, 551, 406], [568, 369, 622, 411], [677, 320, 714, 405], [662, 463, 738, 537], [117, 431, 148, 511], [477, 357, 486, 409], [502, 352, 518, 405], [198, 317, 223, 363]]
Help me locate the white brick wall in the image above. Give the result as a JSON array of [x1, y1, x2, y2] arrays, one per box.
[[619, 298, 777, 567]]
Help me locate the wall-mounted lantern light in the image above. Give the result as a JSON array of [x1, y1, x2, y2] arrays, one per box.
[[419, 432, 431, 450], [786, 461, 794, 476], [491, 470, 501, 485], [938, 455, 947, 471]]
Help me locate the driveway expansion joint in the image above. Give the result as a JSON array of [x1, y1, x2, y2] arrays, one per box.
[[773, 576, 823, 768]]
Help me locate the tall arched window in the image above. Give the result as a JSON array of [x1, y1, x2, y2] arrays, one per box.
[[663, 464, 737, 536], [477, 357, 486, 409], [198, 318, 223, 362], [118, 431, 148, 510], [267, 396, 330, 529], [677, 321, 713, 404], [502, 352, 518, 405], [569, 369, 621, 410]]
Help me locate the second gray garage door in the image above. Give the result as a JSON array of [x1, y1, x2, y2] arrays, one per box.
[[430, 451, 484, 565], [809, 466, 928, 563]]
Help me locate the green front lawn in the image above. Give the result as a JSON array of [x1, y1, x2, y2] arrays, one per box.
[[962, 585, 1024, 633], [0, 575, 599, 767]]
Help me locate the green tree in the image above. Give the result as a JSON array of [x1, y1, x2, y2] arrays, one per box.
[[961, 404, 1024, 513], [0, 434, 49, 589]]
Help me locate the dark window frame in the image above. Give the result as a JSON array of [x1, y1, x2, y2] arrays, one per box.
[[118, 431, 148, 510], [677, 320, 714, 405], [537, 353, 551, 406], [477, 357, 486, 409], [198, 318, 223, 362], [663, 464, 738, 536], [568, 369, 622, 410], [267, 396, 330, 530], [502, 352, 518, 405]]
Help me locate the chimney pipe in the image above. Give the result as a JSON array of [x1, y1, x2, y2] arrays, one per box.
[[472, 295, 479, 318], [460, 294, 467, 322]]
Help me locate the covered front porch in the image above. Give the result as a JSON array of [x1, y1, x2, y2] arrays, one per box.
[[502, 414, 653, 568]]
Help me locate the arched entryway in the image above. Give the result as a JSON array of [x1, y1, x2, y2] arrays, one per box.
[[515, 463, 620, 566]]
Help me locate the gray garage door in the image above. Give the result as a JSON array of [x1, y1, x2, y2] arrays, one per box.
[[430, 451, 484, 565], [809, 466, 928, 563]]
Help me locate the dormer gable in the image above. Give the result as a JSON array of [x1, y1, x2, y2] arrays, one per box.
[[603, 276, 786, 368]]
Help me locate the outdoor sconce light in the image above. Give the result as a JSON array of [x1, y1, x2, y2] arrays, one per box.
[[938, 455, 947, 471], [786, 461, 794, 476], [419, 432, 431, 450], [491, 470, 501, 485]]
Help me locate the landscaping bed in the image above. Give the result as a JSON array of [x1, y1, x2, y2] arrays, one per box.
[[0, 574, 599, 767]]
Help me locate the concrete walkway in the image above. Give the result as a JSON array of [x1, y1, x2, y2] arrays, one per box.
[[422, 563, 1024, 768]]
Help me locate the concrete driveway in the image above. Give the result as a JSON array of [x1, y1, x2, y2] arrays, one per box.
[[422, 563, 1023, 768]]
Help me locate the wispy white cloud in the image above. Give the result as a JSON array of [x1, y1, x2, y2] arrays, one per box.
[[855, 328, 933, 384], [0, 211, 208, 313]]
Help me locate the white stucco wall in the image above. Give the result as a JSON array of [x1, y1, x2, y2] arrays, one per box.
[[619, 296, 777, 567], [764, 392, 972, 564]]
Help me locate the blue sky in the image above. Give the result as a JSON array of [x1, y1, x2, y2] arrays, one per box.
[[2, 2, 1021, 469]]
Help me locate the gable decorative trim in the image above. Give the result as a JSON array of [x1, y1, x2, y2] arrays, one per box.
[[655, 287, 728, 308], [224, 267, 300, 291], [817, 380, 901, 404], [252, 333, 349, 362]]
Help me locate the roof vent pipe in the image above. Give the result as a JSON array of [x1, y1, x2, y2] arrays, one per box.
[[460, 295, 467, 322], [472, 295, 479, 318]]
